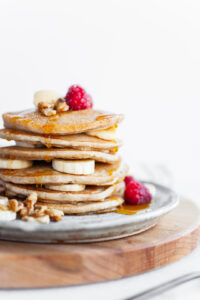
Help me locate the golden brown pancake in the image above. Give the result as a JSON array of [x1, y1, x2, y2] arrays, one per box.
[[0, 129, 121, 150], [0, 146, 118, 164], [0, 160, 128, 185], [37, 196, 124, 214], [5, 182, 124, 202], [3, 109, 124, 135]]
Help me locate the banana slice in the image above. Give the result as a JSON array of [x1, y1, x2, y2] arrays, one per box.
[[86, 126, 117, 141], [0, 158, 33, 169], [0, 196, 9, 206], [45, 183, 85, 192], [0, 197, 16, 221], [0, 210, 16, 221], [34, 90, 61, 107], [52, 159, 95, 175]]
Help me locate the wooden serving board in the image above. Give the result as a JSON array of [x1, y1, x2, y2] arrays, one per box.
[[0, 198, 200, 289]]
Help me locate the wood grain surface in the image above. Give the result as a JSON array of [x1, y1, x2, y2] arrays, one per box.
[[0, 198, 200, 289]]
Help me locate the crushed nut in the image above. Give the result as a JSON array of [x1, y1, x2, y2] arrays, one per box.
[[43, 108, 57, 117], [32, 205, 47, 217], [19, 207, 28, 217], [25, 192, 38, 215], [55, 98, 69, 113], [22, 215, 50, 224], [2, 188, 64, 223], [37, 97, 69, 116], [38, 101, 54, 110], [45, 208, 64, 222], [9, 199, 24, 212], [38, 102, 56, 117], [51, 215, 63, 222]]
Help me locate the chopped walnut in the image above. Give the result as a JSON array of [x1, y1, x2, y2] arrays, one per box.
[[38, 102, 56, 117], [37, 97, 69, 116], [22, 215, 50, 224], [2, 190, 64, 223], [25, 192, 38, 215], [45, 208, 64, 222], [19, 207, 28, 217], [9, 199, 24, 212], [55, 98, 69, 113], [32, 204, 47, 217]]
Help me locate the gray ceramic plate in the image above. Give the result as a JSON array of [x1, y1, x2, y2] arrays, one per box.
[[0, 181, 179, 243]]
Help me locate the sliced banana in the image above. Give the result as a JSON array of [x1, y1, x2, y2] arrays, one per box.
[[0, 210, 16, 221], [0, 196, 9, 206], [86, 127, 117, 141], [0, 158, 33, 169], [45, 183, 85, 192], [52, 159, 95, 175], [34, 90, 61, 107]]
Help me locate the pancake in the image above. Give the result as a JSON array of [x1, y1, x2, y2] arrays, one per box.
[[0, 160, 128, 185], [5, 182, 124, 202], [0, 146, 118, 164], [37, 196, 124, 214], [3, 109, 124, 135], [0, 129, 121, 150]]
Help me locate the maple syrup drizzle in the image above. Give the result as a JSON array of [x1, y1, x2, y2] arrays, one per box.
[[45, 136, 52, 148], [108, 169, 114, 176], [115, 203, 150, 215], [95, 115, 112, 121]]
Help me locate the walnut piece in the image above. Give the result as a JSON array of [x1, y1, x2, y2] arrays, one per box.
[[45, 208, 64, 222], [9, 199, 24, 212], [37, 97, 69, 116], [38, 102, 56, 117], [55, 98, 69, 113], [19, 207, 28, 217], [3, 190, 64, 223], [32, 205, 47, 217], [25, 192, 38, 215]]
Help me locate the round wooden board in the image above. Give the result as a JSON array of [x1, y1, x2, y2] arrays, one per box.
[[0, 198, 200, 289]]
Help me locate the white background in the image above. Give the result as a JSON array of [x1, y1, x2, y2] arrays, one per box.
[[0, 0, 200, 299]]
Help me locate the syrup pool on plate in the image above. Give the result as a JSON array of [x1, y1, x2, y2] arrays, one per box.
[[115, 203, 150, 215]]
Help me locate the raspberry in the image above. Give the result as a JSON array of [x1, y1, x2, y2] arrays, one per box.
[[65, 85, 93, 111], [124, 176, 135, 186], [124, 181, 152, 205]]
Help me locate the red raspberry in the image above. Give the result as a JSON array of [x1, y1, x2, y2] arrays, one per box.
[[65, 85, 93, 111], [124, 176, 135, 186], [124, 181, 152, 205]]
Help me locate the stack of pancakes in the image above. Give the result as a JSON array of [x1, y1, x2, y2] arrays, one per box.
[[0, 109, 128, 214]]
